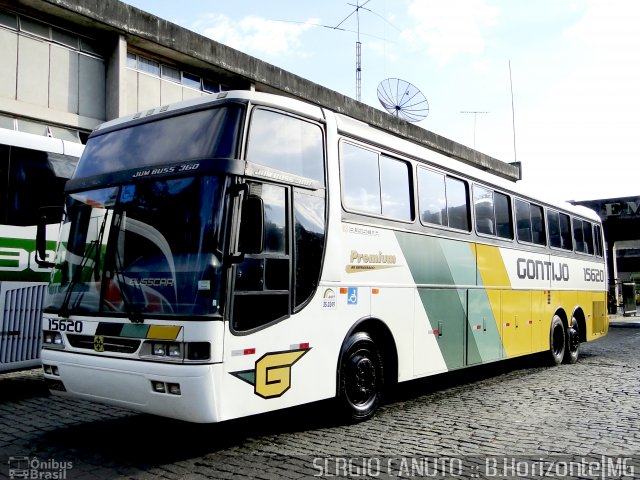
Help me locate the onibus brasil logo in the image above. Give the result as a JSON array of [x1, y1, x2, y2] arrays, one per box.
[[231, 348, 310, 399]]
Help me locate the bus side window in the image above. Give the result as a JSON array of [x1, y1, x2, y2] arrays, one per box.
[[594, 224, 603, 257], [293, 189, 325, 311], [6, 147, 72, 226], [341, 143, 381, 215], [446, 177, 470, 231], [494, 192, 512, 239], [418, 168, 447, 226], [559, 212, 573, 250], [583, 220, 594, 254], [246, 108, 325, 185], [573, 218, 585, 253], [530, 203, 546, 245], [547, 210, 561, 248], [473, 185, 495, 235], [515, 199, 532, 243]]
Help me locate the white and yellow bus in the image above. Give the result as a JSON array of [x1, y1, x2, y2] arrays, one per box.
[[39, 91, 607, 422]]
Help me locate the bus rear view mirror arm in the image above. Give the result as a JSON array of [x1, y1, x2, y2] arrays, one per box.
[[35, 206, 63, 268]]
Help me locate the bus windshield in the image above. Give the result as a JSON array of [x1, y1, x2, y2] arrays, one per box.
[[45, 175, 229, 319]]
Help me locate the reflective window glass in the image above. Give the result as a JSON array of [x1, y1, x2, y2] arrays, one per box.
[[380, 156, 411, 221], [247, 109, 325, 184]]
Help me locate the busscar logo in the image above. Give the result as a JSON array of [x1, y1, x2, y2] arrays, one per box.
[[231, 348, 310, 399]]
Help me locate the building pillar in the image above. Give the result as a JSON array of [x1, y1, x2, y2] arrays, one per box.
[[106, 34, 127, 121]]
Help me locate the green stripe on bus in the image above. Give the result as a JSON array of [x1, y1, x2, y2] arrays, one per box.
[[395, 232, 504, 369]]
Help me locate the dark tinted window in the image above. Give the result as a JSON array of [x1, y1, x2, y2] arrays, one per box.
[[530, 204, 546, 245], [0, 146, 77, 226], [594, 225, 603, 257], [77, 105, 244, 178], [583, 221, 594, 255], [515, 199, 532, 243], [547, 210, 561, 248], [247, 109, 324, 184], [233, 183, 290, 331], [573, 218, 585, 252], [418, 169, 469, 231], [494, 192, 512, 239], [446, 177, 470, 231], [559, 213, 572, 250], [293, 190, 325, 310], [474, 185, 495, 235]]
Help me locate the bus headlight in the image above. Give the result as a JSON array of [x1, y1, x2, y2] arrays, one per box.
[[152, 343, 167, 356], [42, 330, 65, 349], [168, 344, 182, 358], [142, 341, 209, 362]]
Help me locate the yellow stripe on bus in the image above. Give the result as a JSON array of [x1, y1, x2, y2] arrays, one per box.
[[146, 325, 182, 340]]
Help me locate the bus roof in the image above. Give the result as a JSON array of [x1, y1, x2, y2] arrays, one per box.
[[0, 127, 83, 158], [91, 91, 601, 224]]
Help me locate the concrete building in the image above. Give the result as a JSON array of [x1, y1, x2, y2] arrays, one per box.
[[572, 196, 640, 312], [0, 0, 520, 181]]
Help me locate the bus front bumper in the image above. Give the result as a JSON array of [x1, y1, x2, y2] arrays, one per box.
[[41, 349, 223, 423]]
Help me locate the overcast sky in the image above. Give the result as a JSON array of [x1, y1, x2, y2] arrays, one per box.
[[123, 0, 640, 203]]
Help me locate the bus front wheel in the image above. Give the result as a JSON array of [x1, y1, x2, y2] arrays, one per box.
[[549, 315, 566, 366], [339, 332, 383, 421]]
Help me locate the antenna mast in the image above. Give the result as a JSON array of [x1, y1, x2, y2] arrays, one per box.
[[460, 111, 489, 149], [334, 0, 372, 102]]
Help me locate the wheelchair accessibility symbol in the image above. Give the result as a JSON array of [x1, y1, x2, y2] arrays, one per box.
[[347, 287, 358, 305]]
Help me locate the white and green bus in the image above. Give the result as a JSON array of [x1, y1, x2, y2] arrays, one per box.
[[39, 91, 607, 422], [0, 127, 82, 372]]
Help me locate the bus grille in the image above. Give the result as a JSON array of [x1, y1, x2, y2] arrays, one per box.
[[67, 334, 141, 354], [1, 284, 46, 364]]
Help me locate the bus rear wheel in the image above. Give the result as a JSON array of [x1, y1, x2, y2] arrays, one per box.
[[339, 332, 383, 421], [564, 317, 580, 364], [549, 315, 566, 366]]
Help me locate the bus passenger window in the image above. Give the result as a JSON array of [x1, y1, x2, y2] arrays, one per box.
[[446, 177, 469, 231], [341, 143, 381, 215], [559, 213, 572, 250], [494, 192, 512, 239], [594, 225, 603, 257], [473, 186, 494, 235], [547, 210, 561, 248], [583, 221, 594, 254], [573, 218, 585, 253], [380, 156, 412, 221], [515, 199, 532, 243], [530, 204, 546, 245], [418, 168, 447, 226], [418, 168, 468, 231]]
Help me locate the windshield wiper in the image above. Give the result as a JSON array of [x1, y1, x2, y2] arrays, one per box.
[[59, 210, 109, 317], [110, 212, 144, 323]]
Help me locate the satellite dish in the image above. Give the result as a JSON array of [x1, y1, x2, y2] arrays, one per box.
[[377, 78, 429, 122]]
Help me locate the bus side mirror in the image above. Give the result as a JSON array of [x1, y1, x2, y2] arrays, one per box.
[[238, 195, 264, 255], [35, 206, 63, 268]]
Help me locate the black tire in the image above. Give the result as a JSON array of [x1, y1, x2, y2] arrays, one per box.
[[549, 315, 566, 366], [564, 316, 580, 364], [339, 332, 384, 421]]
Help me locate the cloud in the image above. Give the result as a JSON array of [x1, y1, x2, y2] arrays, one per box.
[[402, 0, 498, 63], [194, 14, 319, 57]]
